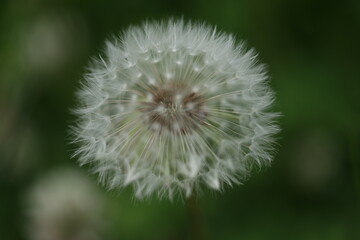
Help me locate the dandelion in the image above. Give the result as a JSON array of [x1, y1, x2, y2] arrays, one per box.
[[71, 19, 279, 199], [25, 168, 105, 240]]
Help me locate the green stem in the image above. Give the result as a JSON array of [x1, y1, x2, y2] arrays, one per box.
[[185, 193, 207, 240], [349, 125, 360, 206]]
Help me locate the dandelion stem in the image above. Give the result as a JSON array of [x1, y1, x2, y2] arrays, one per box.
[[349, 123, 360, 206], [185, 193, 207, 240]]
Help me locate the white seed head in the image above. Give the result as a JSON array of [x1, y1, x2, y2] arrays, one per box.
[[25, 168, 105, 240], [71, 19, 280, 199]]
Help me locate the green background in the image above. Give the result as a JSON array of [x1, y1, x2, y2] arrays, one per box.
[[1, 0, 359, 239]]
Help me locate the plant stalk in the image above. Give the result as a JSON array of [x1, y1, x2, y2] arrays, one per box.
[[185, 193, 207, 240]]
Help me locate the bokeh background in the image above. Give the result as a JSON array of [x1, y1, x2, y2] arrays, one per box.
[[1, 0, 360, 239]]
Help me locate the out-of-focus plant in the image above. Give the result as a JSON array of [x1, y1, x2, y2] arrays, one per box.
[[25, 168, 105, 240]]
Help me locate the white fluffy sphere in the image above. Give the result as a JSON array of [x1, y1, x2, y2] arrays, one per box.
[[72, 20, 279, 199], [26, 169, 104, 240]]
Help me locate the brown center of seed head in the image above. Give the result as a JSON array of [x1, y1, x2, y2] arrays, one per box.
[[139, 84, 207, 134]]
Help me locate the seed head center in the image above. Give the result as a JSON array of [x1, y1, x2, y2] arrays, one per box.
[[140, 84, 207, 133]]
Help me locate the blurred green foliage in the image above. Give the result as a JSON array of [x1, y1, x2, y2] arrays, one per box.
[[1, 0, 359, 239]]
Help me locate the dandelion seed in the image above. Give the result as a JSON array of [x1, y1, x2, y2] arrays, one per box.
[[71, 19, 280, 199]]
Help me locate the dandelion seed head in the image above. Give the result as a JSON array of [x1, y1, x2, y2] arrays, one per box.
[[71, 19, 280, 199], [25, 169, 105, 240]]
